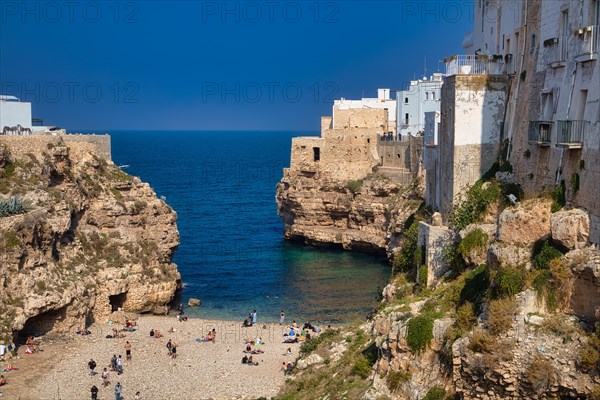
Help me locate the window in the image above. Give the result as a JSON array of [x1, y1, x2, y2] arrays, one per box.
[[425, 92, 429, 100], [530, 33, 536, 54], [405, 113, 409, 124], [313, 147, 320, 162], [432, 91, 436, 101], [404, 97, 409, 104]]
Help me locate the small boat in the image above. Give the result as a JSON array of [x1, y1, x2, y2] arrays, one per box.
[[118, 164, 130, 169]]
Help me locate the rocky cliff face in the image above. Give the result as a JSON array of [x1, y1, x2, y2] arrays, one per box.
[[276, 172, 423, 257], [0, 137, 180, 342]]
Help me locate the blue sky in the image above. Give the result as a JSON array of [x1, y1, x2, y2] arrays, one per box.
[[0, 1, 470, 130]]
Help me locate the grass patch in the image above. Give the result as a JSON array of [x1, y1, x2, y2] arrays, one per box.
[[423, 386, 446, 400], [346, 179, 363, 195], [406, 315, 434, 353], [532, 239, 562, 269], [493, 266, 525, 298], [386, 370, 411, 392], [487, 297, 517, 335], [458, 228, 488, 260], [449, 180, 500, 230], [527, 355, 556, 395], [299, 328, 340, 356]]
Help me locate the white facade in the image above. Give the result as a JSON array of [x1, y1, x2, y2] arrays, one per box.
[[396, 73, 443, 139], [334, 89, 397, 133], [0, 97, 33, 129]]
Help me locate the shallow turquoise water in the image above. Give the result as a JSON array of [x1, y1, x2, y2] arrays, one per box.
[[109, 131, 390, 323]]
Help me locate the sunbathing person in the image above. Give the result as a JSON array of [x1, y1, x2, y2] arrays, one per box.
[[241, 355, 249, 364], [0, 375, 6, 386], [154, 330, 163, 338], [247, 356, 258, 366]]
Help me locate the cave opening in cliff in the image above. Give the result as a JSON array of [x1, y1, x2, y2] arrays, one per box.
[[109, 292, 128, 312], [17, 306, 67, 343]]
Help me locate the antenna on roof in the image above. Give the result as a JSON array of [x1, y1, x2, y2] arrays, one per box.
[[424, 56, 427, 79]]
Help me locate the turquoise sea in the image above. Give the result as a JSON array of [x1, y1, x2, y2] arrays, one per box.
[[109, 131, 390, 323]]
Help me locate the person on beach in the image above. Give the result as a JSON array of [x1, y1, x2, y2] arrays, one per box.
[[150, 328, 155, 337], [88, 358, 96, 376], [252, 310, 257, 324], [280, 311, 285, 325], [241, 355, 248, 364], [91, 385, 99, 400], [116, 355, 123, 375], [0, 375, 6, 386], [124, 341, 132, 361], [114, 382, 122, 400], [164, 304, 169, 316], [171, 344, 177, 359], [134, 391, 141, 400], [166, 339, 173, 355], [110, 354, 117, 371], [285, 362, 293, 375], [177, 304, 184, 314], [285, 348, 292, 356], [101, 368, 110, 387], [247, 355, 258, 366]]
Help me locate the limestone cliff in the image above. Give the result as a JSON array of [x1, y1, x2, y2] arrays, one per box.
[[0, 136, 180, 342], [276, 171, 423, 258]]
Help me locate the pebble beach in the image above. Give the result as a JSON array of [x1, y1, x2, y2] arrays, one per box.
[[2, 315, 301, 400]]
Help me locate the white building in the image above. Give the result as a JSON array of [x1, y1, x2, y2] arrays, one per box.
[[396, 73, 443, 139], [334, 89, 397, 133], [0, 95, 53, 133], [0, 96, 33, 129]]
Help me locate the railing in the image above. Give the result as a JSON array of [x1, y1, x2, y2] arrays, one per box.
[[528, 121, 553, 145], [444, 55, 504, 76], [557, 120, 589, 145], [577, 25, 599, 58]]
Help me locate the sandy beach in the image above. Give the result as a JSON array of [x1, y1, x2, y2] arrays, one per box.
[[2, 315, 304, 400]]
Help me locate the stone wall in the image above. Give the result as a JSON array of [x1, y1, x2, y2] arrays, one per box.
[[331, 107, 389, 131], [417, 221, 457, 287], [0, 134, 111, 162]]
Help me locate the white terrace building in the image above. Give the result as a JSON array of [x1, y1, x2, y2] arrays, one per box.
[[0, 95, 55, 133], [396, 73, 443, 140]]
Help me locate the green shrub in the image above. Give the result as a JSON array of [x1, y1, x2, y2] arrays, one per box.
[[458, 229, 488, 259], [386, 370, 411, 392], [455, 302, 477, 332], [578, 345, 599, 371], [494, 266, 525, 298], [449, 181, 500, 230], [406, 315, 434, 353], [299, 328, 339, 356], [579, 159, 585, 171], [418, 264, 428, 289], [551, 180, 566, 212], [532, 240, 562, 269], [393, 221, 419, 275], [487, 297, 517, 335], [423, 386, 446, 400], [346, 179, 363, 195], [571, 173, 580, 193], [351, 355, 372, 379], [459, 265, 490, 310]]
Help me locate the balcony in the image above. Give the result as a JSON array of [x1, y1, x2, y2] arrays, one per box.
[[528, 121, 553, 146], [556, 120, 589, 149], [576, 25, 599, 62], [444, 55, 505, 76], [544, 36, 568, 67]]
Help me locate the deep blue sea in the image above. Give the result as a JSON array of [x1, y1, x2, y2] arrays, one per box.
[[109, 131, 390, 323]]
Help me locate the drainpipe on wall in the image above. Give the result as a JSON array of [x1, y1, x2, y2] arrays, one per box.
[[506, 0, 529, 162]]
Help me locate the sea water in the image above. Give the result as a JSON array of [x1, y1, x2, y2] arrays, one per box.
[[110, 131, 390, 323]]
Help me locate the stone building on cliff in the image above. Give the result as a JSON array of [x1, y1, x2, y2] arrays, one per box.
[[426, 0, 600, 245]]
